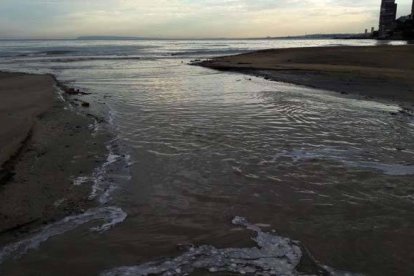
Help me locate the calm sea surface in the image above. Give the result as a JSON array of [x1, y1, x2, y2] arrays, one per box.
[[0, 39, 413, 275]]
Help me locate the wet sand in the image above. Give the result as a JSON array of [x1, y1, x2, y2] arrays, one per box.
[[198, 45, 414, 104], [0, 72, 54, 168], [0, 72, 108, 243]]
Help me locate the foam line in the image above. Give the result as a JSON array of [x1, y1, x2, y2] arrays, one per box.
[[101, 216, 303, 276], [0, 207, 127, 265]]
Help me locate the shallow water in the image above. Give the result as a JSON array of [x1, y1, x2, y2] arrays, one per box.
[[0, 39, 413, 275]]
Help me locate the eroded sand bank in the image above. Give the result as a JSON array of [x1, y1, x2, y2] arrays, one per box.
[[0, 72, 108, 241], [198, 45, 414, 104]]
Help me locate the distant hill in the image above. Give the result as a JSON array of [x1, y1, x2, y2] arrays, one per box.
[[76, 34, 368, 41], [77, 36, 146, 40], [268, 33, 368, 39]]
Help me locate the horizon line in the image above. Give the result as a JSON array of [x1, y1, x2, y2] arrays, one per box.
[[0, 33, 365, 41]]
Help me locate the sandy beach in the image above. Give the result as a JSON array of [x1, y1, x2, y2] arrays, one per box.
[[198, 45, 414, 104], [0, 72, 108, 242]]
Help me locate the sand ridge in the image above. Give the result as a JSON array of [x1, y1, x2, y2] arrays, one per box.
[[198, 45, 414, 104]]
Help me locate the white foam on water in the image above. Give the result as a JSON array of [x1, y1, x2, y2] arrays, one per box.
[[0, 206, 127, 265], [345, 161, 414, 176], [275, 148, 414, 176], [73, 176, 91, 186], [102, 217, 363, 276], [53, 198, 66, 207], [108, 110, 116, 126], [101, 216, 303, 276], [87, 142, 123, 204], [124, 154, 135, 167], [89, 118, 101, 135], [54, 84, 66, 103], [323, 265, 365, 276], [90, 157, 120, 203]]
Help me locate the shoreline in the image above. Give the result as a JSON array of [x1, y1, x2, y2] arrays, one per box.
[[0, 72, 109, 243], [197, 45, 414, 107], [0, 41, 413, 275]]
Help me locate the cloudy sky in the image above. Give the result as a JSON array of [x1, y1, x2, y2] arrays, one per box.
[[0, 0, 412, 38]]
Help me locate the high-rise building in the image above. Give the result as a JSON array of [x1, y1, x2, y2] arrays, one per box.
[[412, 0, 414, 19], [379, 0, 398, 38]]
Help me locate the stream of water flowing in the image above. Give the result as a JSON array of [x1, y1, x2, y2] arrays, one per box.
[[0, 39, 413, 275]]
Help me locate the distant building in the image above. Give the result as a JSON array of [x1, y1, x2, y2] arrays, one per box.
[[379, 0, 398, 38], [375, 0, 414, 39], [412, 0, 414, 19]]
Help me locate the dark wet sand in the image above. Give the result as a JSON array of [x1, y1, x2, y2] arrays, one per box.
[[0, 72, 54, 167], [198, 45, 414, 105], [0, 72, 108, 243]]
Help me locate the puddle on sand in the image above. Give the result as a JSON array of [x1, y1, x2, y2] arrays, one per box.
[[101, 217, 360, 276]]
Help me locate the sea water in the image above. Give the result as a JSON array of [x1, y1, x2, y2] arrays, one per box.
[[0, 39, 413, 275]]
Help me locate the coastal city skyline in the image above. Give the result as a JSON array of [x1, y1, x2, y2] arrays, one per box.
[[0, 0, 413, 39], [378, 0, 414, 38]]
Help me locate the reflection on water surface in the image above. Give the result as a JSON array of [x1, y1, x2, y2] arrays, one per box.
[[0, 39, 413, 275]]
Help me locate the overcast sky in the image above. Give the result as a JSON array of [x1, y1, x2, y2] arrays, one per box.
[[0, 0, 412, 38]]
